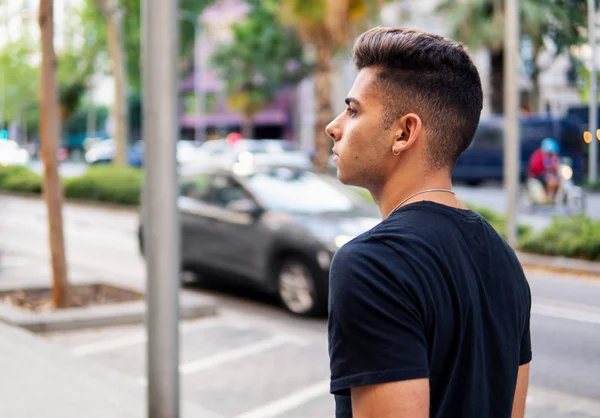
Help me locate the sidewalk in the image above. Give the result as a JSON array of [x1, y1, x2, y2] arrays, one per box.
[[0, 321, 223, 418]]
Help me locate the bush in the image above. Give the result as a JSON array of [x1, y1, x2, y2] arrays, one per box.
[[0, 165, 42, 193], [468, 205, 532, 240], [64, 166, 143, 206], [520, 216, 600, 261]]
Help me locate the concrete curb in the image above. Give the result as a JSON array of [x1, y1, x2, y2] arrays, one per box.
[[0, 280, 218, 333], [516, 251, 600, 277]]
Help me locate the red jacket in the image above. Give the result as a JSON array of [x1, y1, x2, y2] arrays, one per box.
[[529, 149, 546, 177]]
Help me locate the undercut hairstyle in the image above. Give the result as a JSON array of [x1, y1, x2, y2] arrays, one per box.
[[353, 27, 483, 171]]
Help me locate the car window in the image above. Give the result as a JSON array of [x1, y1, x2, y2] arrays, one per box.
[[243, 169, 362, 214], [472, 126, 503, 149], [207, 175, 250, 208], [180, 173, 211, 202], [200, 140, 227, 155]]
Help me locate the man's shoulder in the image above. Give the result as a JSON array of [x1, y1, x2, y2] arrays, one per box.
[[332, 229, 396, 264]]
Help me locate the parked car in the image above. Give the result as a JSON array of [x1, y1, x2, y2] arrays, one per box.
[[0, 140, 31, 167], [452, 115, 586, 186], [181, 139, 312, 171], [84, 139, 144, 167], [138, 164, 380, 316]]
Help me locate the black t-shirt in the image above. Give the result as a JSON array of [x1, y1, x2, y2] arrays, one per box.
[[328, 201, 532, 418]]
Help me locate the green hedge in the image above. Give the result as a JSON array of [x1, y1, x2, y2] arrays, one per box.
[[0, 166, 42, 193], [520, 216, 600, 261], [64, 166, 143, 205], [588, 181, 600, 191], [467, 205, 532, 240], [0, 165, 143, 206]]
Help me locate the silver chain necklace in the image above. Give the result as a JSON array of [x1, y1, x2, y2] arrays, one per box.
[[389, 188, 456, 215]]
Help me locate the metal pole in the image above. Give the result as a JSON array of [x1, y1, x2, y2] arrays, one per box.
[[142, 0, 180, 416], [504, 0, 520, 247], [589, 0, 598, 184]]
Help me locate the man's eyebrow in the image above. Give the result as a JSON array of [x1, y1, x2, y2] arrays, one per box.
[[345, 97, 361, 107]]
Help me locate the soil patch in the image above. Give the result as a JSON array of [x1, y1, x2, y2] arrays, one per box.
[[0, 284, 143, 312]]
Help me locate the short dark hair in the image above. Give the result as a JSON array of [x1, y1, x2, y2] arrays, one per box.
[[353, 27, 483, 170]]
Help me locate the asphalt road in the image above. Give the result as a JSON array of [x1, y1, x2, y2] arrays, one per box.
[[1, 194, 599, 417]]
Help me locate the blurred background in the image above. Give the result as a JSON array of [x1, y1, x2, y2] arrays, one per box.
[[0, 0, 600, 417]]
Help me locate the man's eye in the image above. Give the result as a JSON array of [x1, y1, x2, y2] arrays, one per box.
[[346, 107, 357, 116]]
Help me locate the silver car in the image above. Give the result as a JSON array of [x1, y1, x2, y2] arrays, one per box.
[[138, 165, 380, 316]]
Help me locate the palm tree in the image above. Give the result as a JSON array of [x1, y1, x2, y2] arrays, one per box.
[[39, 0, 70, 308], [438, 0, 586, 113], [277, 0, 384, 172]]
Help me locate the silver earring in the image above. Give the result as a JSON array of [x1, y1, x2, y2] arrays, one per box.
[[392, 146, 400, 156]]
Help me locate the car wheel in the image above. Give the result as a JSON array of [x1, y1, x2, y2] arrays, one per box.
[[466, 179, 482, 187], [276, 257, 326, 317]]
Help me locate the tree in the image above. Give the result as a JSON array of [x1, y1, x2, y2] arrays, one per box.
[[39, 0, 69, 308], [523, 0, 586, 111], [78, 0, 213, 163], [211, 0, 311, 138], [57, 10, 103, 123], [93, 0, 129, 166], [438, 0, 587, 113], [0, 36, 39, 130], [276, 0, 385, 172], [81, 0, 214, 93]]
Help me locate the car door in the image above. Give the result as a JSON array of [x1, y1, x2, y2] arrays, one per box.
[[178, 173, 222, 271], [203, 174, 272, 282]]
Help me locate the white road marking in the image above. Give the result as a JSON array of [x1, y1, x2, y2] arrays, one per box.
[[179, 335, 289, 375], [137, 335, 294, 385], [233, 379, 330, 418], [71, 318, 224, 356], [532, 303, 600, 325], [72, 333, 145, 356]]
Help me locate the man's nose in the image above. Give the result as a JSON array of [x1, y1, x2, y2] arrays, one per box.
[[325, 119, 341, 142]]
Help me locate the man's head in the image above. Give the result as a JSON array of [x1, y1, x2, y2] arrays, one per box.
[[326, 27, 483, 189]]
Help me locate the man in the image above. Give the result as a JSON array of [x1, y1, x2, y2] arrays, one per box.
[[326, 28, 532, 418], [529, 137, 560, 203]]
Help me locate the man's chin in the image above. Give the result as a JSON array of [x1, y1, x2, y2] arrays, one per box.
[[336, 169, 357, 186]]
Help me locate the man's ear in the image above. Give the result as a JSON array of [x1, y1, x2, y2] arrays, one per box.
[[392, 113, 423, 154]]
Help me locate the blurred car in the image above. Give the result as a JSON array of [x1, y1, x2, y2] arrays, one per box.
[[84, 139, 144, 167], [84, 139, 205, 167], [138, 164, 380, 317], [182, 139, 312, 171], [0, 140, 31, 167]]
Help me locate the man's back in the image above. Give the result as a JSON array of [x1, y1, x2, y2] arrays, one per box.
[[328, 202, 532, 417]]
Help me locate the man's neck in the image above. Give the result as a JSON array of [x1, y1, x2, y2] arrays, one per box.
[[372, 169, 460, 220]]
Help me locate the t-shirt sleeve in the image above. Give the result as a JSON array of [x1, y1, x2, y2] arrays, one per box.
[[328, 238, 430, 396], [519, 285, 532, 365]]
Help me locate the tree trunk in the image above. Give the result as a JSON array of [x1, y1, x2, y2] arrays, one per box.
[[39, 0, 69, 308], [241, 116, 254, 139], [96, 0, 128, 166], [313, 32, 335, 173], [490, 49, 504, 115]]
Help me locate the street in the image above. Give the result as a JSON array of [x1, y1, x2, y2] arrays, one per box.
[[1, 194, 600, 417]]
